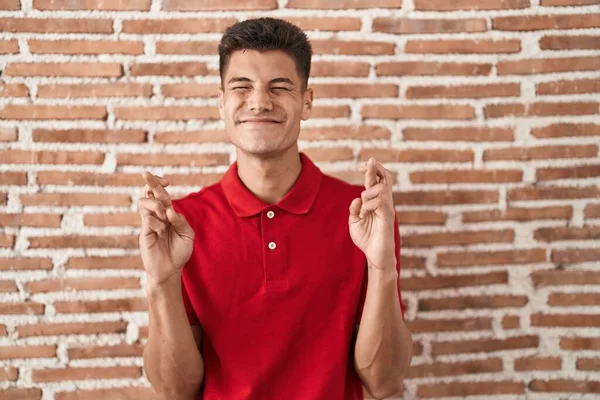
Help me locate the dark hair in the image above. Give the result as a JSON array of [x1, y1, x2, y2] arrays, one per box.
[[218, 17, 312, 88]]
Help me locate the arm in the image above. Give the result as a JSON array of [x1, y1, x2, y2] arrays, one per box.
[[349, 158, 413, 399], [143, 275, 204, 400]]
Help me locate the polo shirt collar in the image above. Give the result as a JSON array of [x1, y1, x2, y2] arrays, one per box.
[[221, 152, 323, 217]]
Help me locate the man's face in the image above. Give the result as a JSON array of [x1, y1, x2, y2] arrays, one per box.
[[219, 49, 313, 157]]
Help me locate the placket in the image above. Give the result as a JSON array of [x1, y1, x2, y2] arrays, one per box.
[[261, 206, 287, 290]]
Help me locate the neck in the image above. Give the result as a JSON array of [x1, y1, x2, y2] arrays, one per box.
[[236, 146, 303, 204]]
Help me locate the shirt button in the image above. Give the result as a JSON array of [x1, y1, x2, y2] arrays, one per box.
[[268, 242, 276, 250], [267, 210, 275, 219]]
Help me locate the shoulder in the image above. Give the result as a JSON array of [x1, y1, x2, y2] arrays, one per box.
[[320, 172, 364, 199], [171, 181, 226, 222]]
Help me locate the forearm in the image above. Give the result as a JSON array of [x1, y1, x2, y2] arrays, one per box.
[[144, 275, 204, 400], [354, 267, 412, 399]]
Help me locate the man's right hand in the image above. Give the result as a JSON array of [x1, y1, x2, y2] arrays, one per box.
[[138, 171, 195, 287]]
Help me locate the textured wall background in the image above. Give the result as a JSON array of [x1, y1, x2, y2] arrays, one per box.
[[1, 0, 600, 399]]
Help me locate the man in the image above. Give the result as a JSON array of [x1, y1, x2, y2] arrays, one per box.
[[139, 17, 412, 400]]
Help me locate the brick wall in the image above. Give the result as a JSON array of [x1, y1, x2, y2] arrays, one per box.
[[1, 0, 599, 399]]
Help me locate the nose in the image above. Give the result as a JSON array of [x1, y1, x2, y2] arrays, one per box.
[[247, 87, 273, 113]]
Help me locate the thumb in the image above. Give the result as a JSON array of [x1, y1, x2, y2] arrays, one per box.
[[165, 206, 193, 237], [349, 198, 362, 224]]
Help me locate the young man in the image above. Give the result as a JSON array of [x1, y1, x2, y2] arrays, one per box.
[[139, 18, 412, 400]]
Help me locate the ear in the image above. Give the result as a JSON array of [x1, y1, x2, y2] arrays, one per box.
[[218, 86, 225, 120], [301, 87, 313, 121]]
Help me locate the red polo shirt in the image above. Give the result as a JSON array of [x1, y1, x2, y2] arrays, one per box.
[[171, 153, 404, 400]]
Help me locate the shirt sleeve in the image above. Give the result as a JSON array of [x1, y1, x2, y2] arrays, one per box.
[[356, 213, 405, 323]]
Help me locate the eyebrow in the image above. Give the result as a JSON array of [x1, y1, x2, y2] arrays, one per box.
[[227, 77, 295, 86]]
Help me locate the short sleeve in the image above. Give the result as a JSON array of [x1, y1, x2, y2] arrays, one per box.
[[356, 213, 405, 323]]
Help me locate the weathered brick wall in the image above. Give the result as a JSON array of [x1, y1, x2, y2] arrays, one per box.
[[1, 0, 599, 399]]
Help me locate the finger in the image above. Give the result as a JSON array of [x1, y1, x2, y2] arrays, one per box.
[[361, 182, 385, 203], [373, 162, 390, 187], [138, 198, 167, 221], [142, 172, 172, 208], [165, 207, 194, 239], [142, 215, 168, 238], [359, 197, 382, 219], [364, 158, 378, 189], [349, 197, 362, 224]]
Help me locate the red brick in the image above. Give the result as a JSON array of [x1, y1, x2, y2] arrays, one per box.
[[55, 298, 148, 313], [0, 302, 44, 315], [542, 0, 600, 4], [410, 169, 522, 184], [538, 79, 600, 95], [403, 229, 514, 247], [585, 204, 600, 219], [0, 366, 18, 381], [0, 105, 106, 120], [399, 255, 427, 269], [39, 171, 220, 187], [485, 102, 598, 118], [535, 226, 600, 242], [114, 106, 218, 121], [302, 147, 354, 162], [117, 152, 228, 167], [66, 256, 142, 270], [314, 84, 398, 98], [437, 248, 545, 267], [284, 17, 361, 31], [33, 129, 146, 143], [509, 185, 600, 201], [498, 56, 600, 75], [403, 127, 513, 142], [464, 206, 572, 223], [0, 150, 104, 164], [0, 345, 56, 359], [28, 235, 138, 249], [21, 192, 131, 207], [84, 212, 140, 227], [503, 315, 521, 329], [0, 214, 61, 228], [0, 257, 52, 271], [362, 104, 475, 120], [561, 337, 600, 350], [301, 126, 390, 141], [419, 295, 528, 311], [310, 106, 351, 119], [68, 343, 144, 359], [311, 61, 369, 77], [532, 313, 600, 327], [0, 18, 112, 33], [397, 211, 446, 226], [38, 83, 151, 98], [130, 62, 207, 76], [34, 0, 150, 9], [577, 358, 600, 371], [0, 0, 20, 9], [0, 389, 42, 400], [0, 127, 18, 141], [377, 61, 491, 76], [163, 0, 275, 10], [288, 0, 400, 7], [0, 280, 17, 292], [529, 379, 600, 393], [407, 83, 519, 99], [32, 366, 141, 382], [0, 235, 13, 248], [533, 123, 600, 138], [0, 39, 18, 53], [55, 387, 156, 400], [533, 270, 600, 286], [26, 277, 140, 293], [5, 62, 122, 77], [402, 271, 508, 291], [418, 381, 525, 398], [311, 39, 395, 55], [154, 130, 226, 144], [407, 359, 503, 378], [406, 39, 520, 54], [327, 170, 397, 186], [552, 248, 600, 264], [494, 14, 600, 30], [549, 292, 600, 306], [157, 40, 218, 55], [161, 83, 219, 98], [122, 18, 235, 34], [0, 172, 25, 184], [17, 321, 127, 337], [0, 83, 29, 97], [484, 145, 598, 161], [407, 317, 492, 333], [537, 164, 600, 181], [395, 190, 499, 205], [29, 39, 143, 54], [432, 335, 539, 355], [415, 0, 529, 10], [515, 357, 561, 371], [541, 35, 600, 50], [373, 18, 486, 34], [360, 148, 473, 163]]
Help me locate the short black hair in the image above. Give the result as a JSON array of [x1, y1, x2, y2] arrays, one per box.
[[218, 17, 312, 88]]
